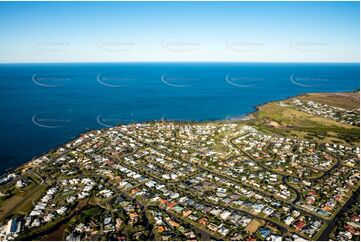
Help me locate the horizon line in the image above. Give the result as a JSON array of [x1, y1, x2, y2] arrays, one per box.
[[0, 61, 360, 65]]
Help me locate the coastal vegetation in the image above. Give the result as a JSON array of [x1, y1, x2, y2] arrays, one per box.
[[0, 91, 359, 241]]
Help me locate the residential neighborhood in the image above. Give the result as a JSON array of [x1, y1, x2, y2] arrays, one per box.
[[0, 94, 359, 241]]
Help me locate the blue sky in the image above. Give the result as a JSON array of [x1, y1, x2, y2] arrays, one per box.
[[0, 1, 359, 63]]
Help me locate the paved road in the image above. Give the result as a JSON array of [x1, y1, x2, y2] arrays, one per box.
[[228, 136, 342, 222], [317, 187, 360, 241], [115, 128, 359, 240], [118, 130, 312, 239]]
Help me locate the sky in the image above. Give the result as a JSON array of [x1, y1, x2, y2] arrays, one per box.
[[0, 1, 359, 63]]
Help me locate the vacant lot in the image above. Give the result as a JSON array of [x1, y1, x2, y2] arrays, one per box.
[[245, 218, 264, 233], [15, 186, 47, 215], [258, 102, 354, 129], [299, 92, 360, 109], [0, 184, 47, 222], [251, 95, 360, 146], [0, 195, 24, 221]]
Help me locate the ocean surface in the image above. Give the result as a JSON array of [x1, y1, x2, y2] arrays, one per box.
[[0, 63, 359, 173]]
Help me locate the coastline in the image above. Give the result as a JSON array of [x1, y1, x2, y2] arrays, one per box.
[[0, 90, 359, 241], [1, 89, 359, 177]]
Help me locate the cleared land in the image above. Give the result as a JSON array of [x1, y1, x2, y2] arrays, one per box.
[[249, 92, 360, 146], [298, 92, 360, 110], [245, 218, 264, 233]]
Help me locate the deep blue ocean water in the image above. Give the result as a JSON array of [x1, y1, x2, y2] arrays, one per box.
[[0, 63, 359, 173]]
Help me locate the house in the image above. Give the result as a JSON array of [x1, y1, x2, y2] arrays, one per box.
[[293, 220, 306, 231], [56, 206, 68, 215], [182, 210, 192, 218], [220, 210, 232, 221], [207, 223, 218, 232], [284, 216, 295, 226], [258, 227, 271, 239]]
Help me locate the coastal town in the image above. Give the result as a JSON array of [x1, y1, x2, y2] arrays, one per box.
[[0, 92, 359, 241]]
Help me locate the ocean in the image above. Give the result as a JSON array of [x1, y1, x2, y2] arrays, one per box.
[[0, 62, 359, 173]]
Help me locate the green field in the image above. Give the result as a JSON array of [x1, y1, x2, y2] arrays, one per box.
[[248, 93, 360, 146]]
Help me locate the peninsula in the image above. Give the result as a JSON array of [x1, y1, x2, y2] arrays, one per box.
[[0, 91, 359, 241]]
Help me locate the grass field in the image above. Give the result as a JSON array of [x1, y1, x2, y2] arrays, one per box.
[[0, 184, 47, 222], [12, 185, 47, 215], [298, 92, 360, 110], [249, 94, 360, 146], [0, 195, 24, 221]]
